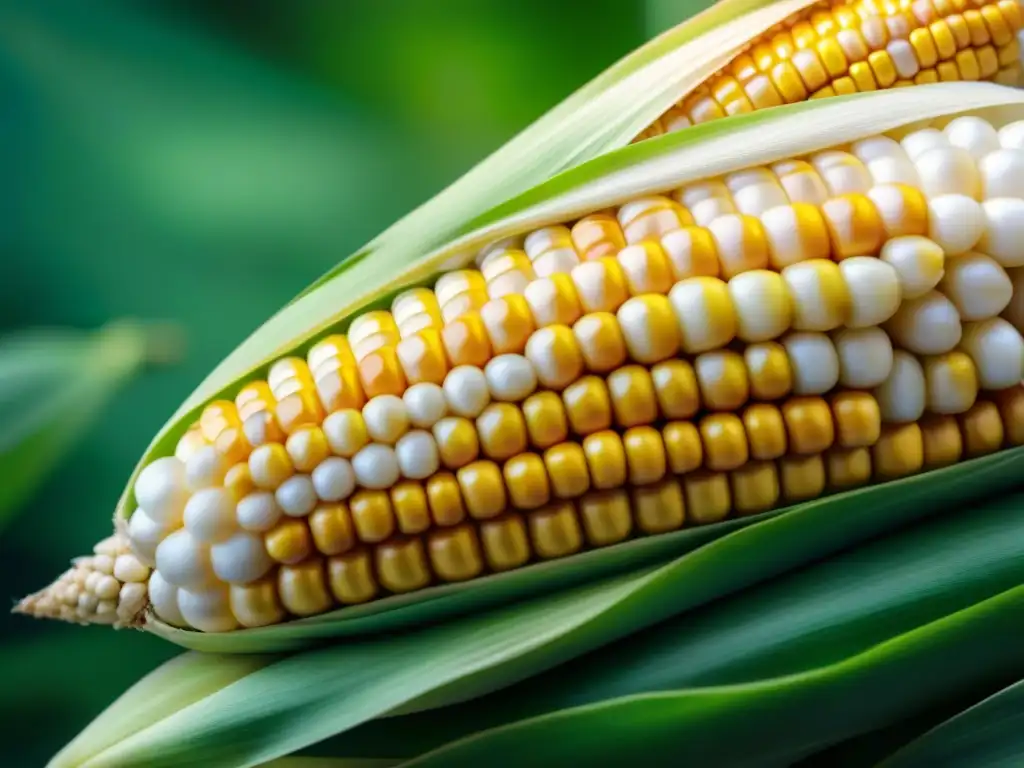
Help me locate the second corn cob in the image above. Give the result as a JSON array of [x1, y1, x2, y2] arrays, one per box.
[[18, 100, 1024, 633]]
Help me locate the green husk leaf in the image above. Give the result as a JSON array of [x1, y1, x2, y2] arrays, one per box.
[[147, 444, 1024, 652], [399, 586, 1024, 768], [109, 12, 1016, 530], [309, 489, 1024, 757], [877, 679, 1024, 767], [0, 320, 176, 533], [258, 761, 399, 768], [59, 482, 1024, 767]]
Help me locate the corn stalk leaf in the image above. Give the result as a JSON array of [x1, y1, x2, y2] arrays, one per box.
[[876, 679, 1024, 768], [399, 586, 1024, 768], [0, 321, 166, 533], [308, 490, 1024, 757]]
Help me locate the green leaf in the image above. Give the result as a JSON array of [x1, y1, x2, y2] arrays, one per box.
[[55, 459, 1023, 767], [877, 679, 1024, 767], [0, 321, 173, 533], [400, 586, 1024, 768], [314, 488, 1024, 757]]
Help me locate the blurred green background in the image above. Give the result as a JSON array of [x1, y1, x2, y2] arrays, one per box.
[[0, 0, 704, 764]]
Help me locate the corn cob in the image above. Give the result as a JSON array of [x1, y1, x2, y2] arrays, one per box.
[[636, 0, 1024, 141], [17, 97, 1024, 633]]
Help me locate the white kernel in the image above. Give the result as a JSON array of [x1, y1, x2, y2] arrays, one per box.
[[901, 128, 949, 161], [118, 582, 148, 621], [771, 160, 829, 205], [211, 532, 273, 584], [185, 444, 229, 491], [979, 148, 1024, 199], [404, 382, 448, 427], [724, 168, 788, 216], [923, 354, 979, 415], [887, 40, 920, 80], [94, 575, 120, 601], [960, 318, 1024, 390], [361, 394, 409, 444], [978, 198, 1024, 267], [927, 194, 985, 256], [838, 256, 903, 328], [275, 474, 318, 517], [675, 180, 736, 226], [943, 116, 1001, 161], [727, 269, 791, 342], [484, 354, 538, 401], [113, 554, 149, 584], [133, 456, 189, 526], [879, 235, 945, 300], [85, 571, 102, 594], [236, 491, 282, 532], [126, 509, 170, 567], [998, 119, 1024, 150], [77, 592, 99, 615], [177, 585, 239, 633], [311, 456, 355, 502], [781, 332, 839, 395], [874, 350, 926, 423], [533, 248, 580, 277], [913, 146, 981, 199], [93, 555, 114, 575], [811, 150, 872, 196], [443, 366, 491, 418], [833, 327, 894, 389], [351, 443, 401, 490], [148, 570, 185, 627], [183, 488, 236, 543], [938, 252, 1013, 321], [395, 430, 441, 480], [885, 290, 962, 356], [155, 529, 216, 590]]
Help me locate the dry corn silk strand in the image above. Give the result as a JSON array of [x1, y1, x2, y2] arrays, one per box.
[[16, 0, 1024, 637]]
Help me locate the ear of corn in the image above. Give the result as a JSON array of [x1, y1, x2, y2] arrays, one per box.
[[14, 0, 1024, 653], [17, 78, 1024, 652]]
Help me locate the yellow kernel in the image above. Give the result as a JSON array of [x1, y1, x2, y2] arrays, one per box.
[[309, 503, 355, 556], [524, 273, 583, 328], [832, 392, 882, 448], [663, 421, 704, 474], [919, 414, 965, 469], [433, 417, 480, 470], [275, 390, 325, 436], [571, 257, 630, 314], [544, 443, 591, 499], [959, 400, 1004, 457], [230, 579, 286, 628], [573, 312, 627, 373], [480, 514, 531, 572], [529, 502, 583, 559], [826, 447, 873, 489], [730, 461, 780, 516], [285, 426, 330, 473], [571, 213, 626, 262], [315, 365, 366, 415], [563, 376, 613, 436], [582, 431, 627, 491], [700, 413, 749, 471], [607, 365, 659, 428], [623, 426, 667, 486], [617, 294, 681, 365], [249, 443, 294, 490], [442, 313, 492, 369], [651, 359, 701, 420], [660, 226, 721, 280], [278, 559, 334, 617], [390, 481, 432, 535], [480, 294, 535, 356], [224, 463, 254, 502], [428, 525, 484, 582], [504, 452, 551, 510], [617, 241, 675, 295], [632, 479, 686, 535], [476, 403, 528, 461], [525, 324, 585, 391], [376, 538, 432, 593], [695, 350, 750, 411], [684, 471, 732, 525], [458, 461, 507, 520], [779, 454, 826, 502], [994, 387, 1024, 446], [523, 391, 569, 449], [743, 403, 788, 461], [358, 346, 407, 399], [349, 491, 396, 544], [873, 423, 925, 479], [426, 472, 466, 527], [396, 329, 449, 387], [745, 342, 794, 401], [264, 519, 312, 565], [328, 549, 379, 604], [579, 490, 633, 547]]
